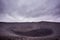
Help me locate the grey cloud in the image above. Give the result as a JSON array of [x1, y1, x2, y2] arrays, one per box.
[[0, 0, 60, 22]]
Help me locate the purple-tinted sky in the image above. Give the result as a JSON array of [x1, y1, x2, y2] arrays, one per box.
[[0, 0, 60, 22]]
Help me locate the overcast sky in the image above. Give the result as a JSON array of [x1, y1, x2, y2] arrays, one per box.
[[0, 0, 60, 22]]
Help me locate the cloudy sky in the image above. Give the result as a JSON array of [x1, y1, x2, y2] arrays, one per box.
[[0, 0, 60, 22]]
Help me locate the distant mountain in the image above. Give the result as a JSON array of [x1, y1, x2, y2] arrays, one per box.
[[0, 21, 60, 23]]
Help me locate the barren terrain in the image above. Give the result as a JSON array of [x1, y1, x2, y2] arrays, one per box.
[[0, 21, 60, 40]]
